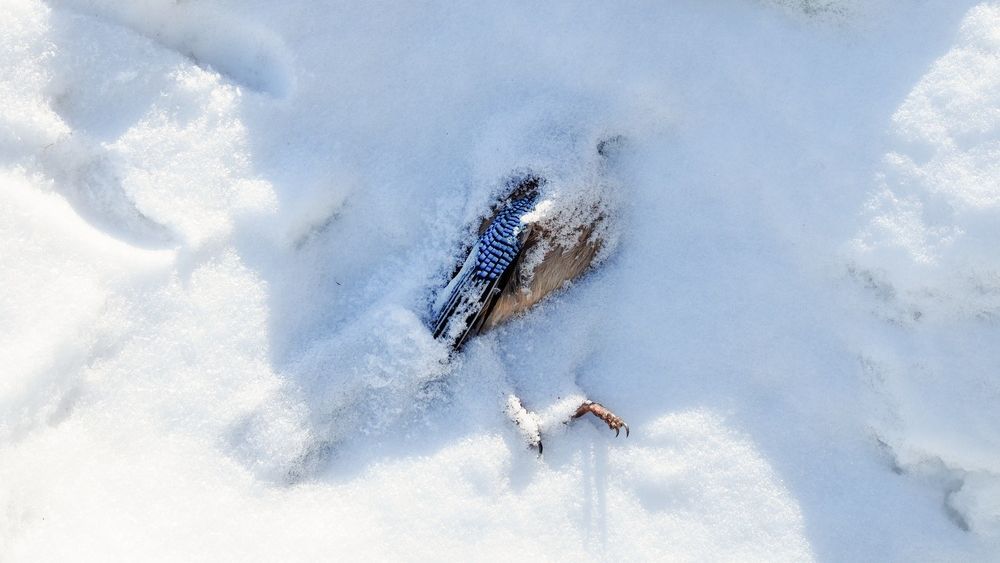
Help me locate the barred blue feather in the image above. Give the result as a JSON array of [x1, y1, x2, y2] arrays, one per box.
[[428, 178, 541, 346], [474, 194, 537, 280]]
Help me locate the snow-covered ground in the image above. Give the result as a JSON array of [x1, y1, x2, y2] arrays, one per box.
[[3, 0, 1000, 560]]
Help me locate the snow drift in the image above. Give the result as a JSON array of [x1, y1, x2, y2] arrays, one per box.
[[2, 0, 999, 560]]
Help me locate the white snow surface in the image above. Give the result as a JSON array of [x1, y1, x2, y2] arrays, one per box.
[[2, 0, 1000, 560]]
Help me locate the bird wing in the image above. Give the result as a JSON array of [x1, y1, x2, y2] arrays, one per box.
[[431, 138, 621, 348], [429, 188, 539, 349], [429, 171, 607, 347]]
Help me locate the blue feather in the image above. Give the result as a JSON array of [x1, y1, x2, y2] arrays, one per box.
[[473, 194, 537, 280]]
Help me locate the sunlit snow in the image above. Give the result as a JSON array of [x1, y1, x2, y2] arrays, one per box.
[[2, 0, 999, 560]]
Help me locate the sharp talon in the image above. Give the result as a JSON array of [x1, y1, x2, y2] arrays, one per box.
[[572, 400, 628, 441]]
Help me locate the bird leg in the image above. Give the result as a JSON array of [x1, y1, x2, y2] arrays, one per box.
[[505, 394, 543, 454], [572, 400, 629, 437]]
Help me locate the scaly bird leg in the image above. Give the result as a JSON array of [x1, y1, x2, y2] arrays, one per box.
[[573, 400, 629, 437]]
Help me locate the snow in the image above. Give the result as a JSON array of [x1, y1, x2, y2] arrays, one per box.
[[2, 0, 999, 560]]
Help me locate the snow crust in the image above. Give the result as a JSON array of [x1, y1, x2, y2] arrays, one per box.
[[2, 0, 999, 559]]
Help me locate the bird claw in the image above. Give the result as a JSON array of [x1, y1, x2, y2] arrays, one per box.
[[574, 400, 630, 438], [531, 437, 544, 456], [506, 394, 543, 455]]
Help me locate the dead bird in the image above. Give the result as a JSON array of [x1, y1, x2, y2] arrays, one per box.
[[428, 137, 628, 452]]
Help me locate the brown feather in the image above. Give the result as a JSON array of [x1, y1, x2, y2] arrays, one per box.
[[443, 172, 611, 343], [480, 220, 602, 331]]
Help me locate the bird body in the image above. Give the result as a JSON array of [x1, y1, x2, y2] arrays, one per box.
[[429, 173, 606, 349], [426, 138, 628, 450]]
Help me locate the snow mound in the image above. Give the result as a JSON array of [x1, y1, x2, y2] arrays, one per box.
[[851, 3, 1000, 538]]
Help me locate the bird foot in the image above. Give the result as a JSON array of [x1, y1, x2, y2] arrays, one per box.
[[572, 400, 629, 437], [506, 394, 543, 455]]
